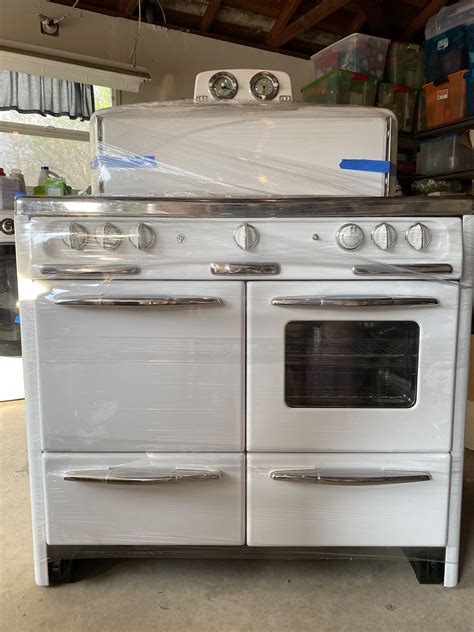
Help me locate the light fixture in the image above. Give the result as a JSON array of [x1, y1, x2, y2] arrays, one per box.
[[39, 14, 59, 37]]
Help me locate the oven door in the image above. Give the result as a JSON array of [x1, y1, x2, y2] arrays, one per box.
[[34, 280, 244, 451], [247, 280, 459, 452]]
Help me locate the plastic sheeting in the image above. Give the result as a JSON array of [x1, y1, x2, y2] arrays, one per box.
[[90, 102, 397, 198], [13, 197, 473, 586]]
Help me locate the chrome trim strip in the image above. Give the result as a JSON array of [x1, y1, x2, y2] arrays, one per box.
[[270, 469, 432, 486], [210, 262, 280, 275], [64, 468, 222, 485], [271, 296, 439, 307], [35, 264, 141, 276], [16, 196, 473, 218], [54, 296, 223, 306], [352, 264, 453, 275]]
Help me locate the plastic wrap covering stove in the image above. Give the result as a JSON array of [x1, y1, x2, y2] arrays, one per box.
[[15, 196, 472, 587]]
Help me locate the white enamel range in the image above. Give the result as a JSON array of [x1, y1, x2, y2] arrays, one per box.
[[15, 196, 472, 588]]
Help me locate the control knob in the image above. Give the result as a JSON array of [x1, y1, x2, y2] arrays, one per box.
[[96, 223, 122, 250], [371, 223, 397, 250], [1, 218, 14, 235], [406, 223, 431, 251], [336, 223, 364, 250], [63, 222, 88, 250], [129, 223, 155, 250], [233, 223, 259, 250]]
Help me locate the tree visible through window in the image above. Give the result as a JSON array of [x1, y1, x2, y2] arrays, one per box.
[[0, 85, 112, 192]]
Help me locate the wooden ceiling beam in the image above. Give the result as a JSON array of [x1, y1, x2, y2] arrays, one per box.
[[401, 0, 447, 40], [118, 0, 139, 16], [199, 0, 222, 31], [275, 0, 352, 46], [266, 0, 303, 46], [344, 8, 366, 35], [354, 0, 390, 37]]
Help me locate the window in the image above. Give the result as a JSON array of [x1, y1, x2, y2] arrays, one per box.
[[285, 320, 420, 409], [0, 85, 112, 191]]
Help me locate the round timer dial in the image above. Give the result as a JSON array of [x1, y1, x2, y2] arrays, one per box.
[[336, 223, 364, 250]]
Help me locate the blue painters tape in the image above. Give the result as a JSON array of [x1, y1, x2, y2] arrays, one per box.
[[14, 314, 20, 324], [339, 159, 392, 174], [91, 155, 157, 170]]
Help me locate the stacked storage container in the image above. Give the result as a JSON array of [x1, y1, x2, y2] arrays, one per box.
[[378, 42, 424, 133], [301, 34, 389, 106]]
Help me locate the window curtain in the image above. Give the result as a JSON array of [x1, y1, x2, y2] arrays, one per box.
[[0, 71, 95, 120]]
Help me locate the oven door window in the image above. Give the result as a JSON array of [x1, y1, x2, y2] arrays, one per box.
[[0, 245, 21, 357], [285, 321, 419, 408]]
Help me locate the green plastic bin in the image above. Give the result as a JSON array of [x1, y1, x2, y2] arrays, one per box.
[[301, 69, 378, 106], [377, 83, 418, 133]]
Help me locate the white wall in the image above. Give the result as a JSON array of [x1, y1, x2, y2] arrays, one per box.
[[0, 0, 314, 102]]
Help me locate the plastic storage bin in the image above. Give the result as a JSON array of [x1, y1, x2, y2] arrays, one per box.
[[385, 42, 424, 89], [425, 0, 474, 40], [423, 69, 468, 127], [417, 132, 473, 175], [467, 69, 474, 115], [301, 70, 377, 105], [425, 25, 472, 83], [377, 83, 418, 132], [415, 90, 426, 132], [311, 33, 390, 80]]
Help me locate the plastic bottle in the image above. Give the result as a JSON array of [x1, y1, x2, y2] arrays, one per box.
[[0, 168, 6, 176], [10, 168, 26, 194], [35, 166, 49, 195]]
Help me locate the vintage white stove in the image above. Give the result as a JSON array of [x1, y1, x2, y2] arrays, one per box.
[[15, 196, 472, 587]]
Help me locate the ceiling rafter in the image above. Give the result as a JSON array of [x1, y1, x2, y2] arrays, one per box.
[[344, 8, 366, 36], [266, 0, 303, 46], [401, 0, 447, 39], [199, 0, 223, 31], [354, 0, 390, 37], [118, 0, 139, 16], [275, 0, 353, 46]]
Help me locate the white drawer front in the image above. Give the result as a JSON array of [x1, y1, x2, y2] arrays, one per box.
[[44, 453, 245, 545], [247, 454, 450, 547], [34, 281, 244, 452]]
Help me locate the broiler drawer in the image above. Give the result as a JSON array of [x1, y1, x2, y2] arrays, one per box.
[[247, 453, 451, 547], [43, 453, 245, 545]]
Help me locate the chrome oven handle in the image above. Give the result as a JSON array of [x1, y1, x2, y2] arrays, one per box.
[[35, 264, 141, 277], [64, 468, 222, 485], [271, 296, 439, 307], [352, 264, 453, 276], [210, 262, 280, 276], [270, 469, 431, 486], [53, 296, 223, 306]]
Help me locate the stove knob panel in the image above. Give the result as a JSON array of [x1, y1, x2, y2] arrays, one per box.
[[233, 223, 259, 250], [129, 223, 155, 250], [96, 223, 122, 250], [406, 223, 431, 251], [336, 223, 364, 250], [371, 222, 397, 250], [63, 222, 88, 250]]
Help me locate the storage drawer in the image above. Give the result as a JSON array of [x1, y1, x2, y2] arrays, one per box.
[[247, 454, 450, 547], [43, 453, 245, 545]]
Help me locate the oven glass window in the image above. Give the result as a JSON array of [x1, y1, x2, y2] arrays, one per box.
[[285, 321, 419, 408], [0, 245, 21, 357]]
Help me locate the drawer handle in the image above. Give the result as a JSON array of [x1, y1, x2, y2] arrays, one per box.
[[54, 296, 224, 306], [270, 469, 431, 486], [271, 296, 439, 307], [352, 264, 452, 276], [64, 468, 222, 485], [210, 262, 280, 276], [35, 264, 141, 277]]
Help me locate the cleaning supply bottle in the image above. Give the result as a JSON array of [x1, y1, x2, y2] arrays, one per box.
[[10, 168, 26, 194], [45, 170, 67, 196], [34, 166, 49, 195]]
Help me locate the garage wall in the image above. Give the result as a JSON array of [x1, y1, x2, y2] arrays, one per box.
[[0, 0, 314, 102]]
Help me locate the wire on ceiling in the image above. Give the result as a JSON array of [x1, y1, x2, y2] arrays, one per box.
[[37, 0, 80, 23]]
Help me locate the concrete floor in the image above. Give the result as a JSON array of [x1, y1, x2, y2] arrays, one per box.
[[1, 400, 473, 632]]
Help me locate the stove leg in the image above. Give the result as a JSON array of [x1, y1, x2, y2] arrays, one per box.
[[406, 549, 445, 585], [47, 559, 75, 584]]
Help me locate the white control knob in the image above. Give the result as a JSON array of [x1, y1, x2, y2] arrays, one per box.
[[371, 223, 397, 250], [96, 223, 122, 250], [336, 223, 364, 250], [63, 222, 88, 250], [233, 223, 259, 250], [129, 223, 155, 250], [406, 223, 431, 251]]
